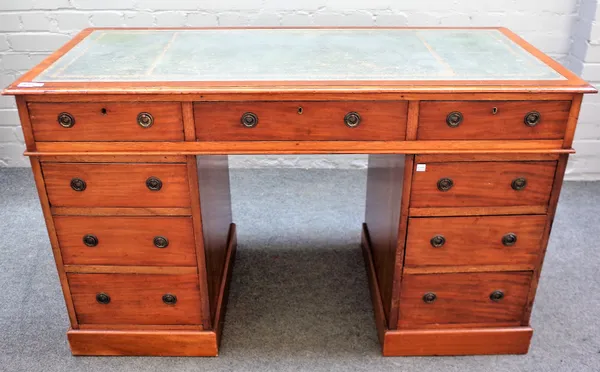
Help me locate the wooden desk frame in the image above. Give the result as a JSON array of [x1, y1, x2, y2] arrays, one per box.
[[3, 27, 595, 357]]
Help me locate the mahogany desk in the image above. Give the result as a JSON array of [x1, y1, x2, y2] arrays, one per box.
[[2, 27, 595, 357]]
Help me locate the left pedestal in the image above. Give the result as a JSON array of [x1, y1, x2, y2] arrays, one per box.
[[30, 154, 235, 356]]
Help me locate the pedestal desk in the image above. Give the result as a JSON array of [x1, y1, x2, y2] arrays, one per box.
[[3, 27, 595, 357]]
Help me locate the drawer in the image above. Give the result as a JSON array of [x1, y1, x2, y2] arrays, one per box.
[[68, 273, 202, 325], [43, 163, 190, 208], [194, 101, 407, 141], [55, 216, 197, 266], [28, 102, 184, 141], [399, 272, 532, 327], [418, 101, 571, 140], [410, 161, 556, 208], [405, 215, 546, 268]]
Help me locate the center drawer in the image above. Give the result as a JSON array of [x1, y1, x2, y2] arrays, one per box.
[[398, 271, 532, 327], [42, 163, 190, 208], [55, 216, 197, 266], [68, 273, 202, 325], [194, 101, 407, 141]]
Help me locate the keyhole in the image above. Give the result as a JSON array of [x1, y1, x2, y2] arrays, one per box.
[[101, 108, 107, 115], [297, 107, 303, 115], [492, 107, 498, 115]]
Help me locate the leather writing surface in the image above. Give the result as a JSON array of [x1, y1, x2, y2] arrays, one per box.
[[34, 29, 564, 82]]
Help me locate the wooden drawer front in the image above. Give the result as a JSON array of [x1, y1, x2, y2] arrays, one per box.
[[43, 163, 190, 208], [68, 273, 202, 325], [405, 215, 546, 268], [410, 161, 556, 208], [418, 101, 571, 140], [399, 272, 532, 327], [55, 216, 197, 266], [28, 102, 184, 141], [194, 101, 407, 141]]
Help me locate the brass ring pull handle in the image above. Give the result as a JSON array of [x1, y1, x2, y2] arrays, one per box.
[[137, 112, 154, 128], [502, 233, 517, 246], [162, 293, 177, 305], [146, 176, 162, 191], [490, 290, 505, 302], [430, 235, 446, 248], [153, 236, 169, 248], [437, 178, 454, 192], [58, 112, 75, 128], [96, 292, 111, 304], [446, 111, 463, 127], [423, 292, 437, 303], [344, 111, 361, 128], [83, 234, 98, 247], [524, 111, 541, 127], [241, 112, 258, 128], [70, 178, 86, 192], [511, 177, 527, 191]]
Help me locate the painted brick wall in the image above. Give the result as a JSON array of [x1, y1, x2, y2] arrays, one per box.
[[0, 0, 594, 179], [566, 0, 600, 180]]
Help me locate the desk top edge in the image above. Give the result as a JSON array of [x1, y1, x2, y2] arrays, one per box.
[[3, 27, 596, 96]]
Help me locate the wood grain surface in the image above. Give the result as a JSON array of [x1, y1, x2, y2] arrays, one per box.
[[398, 271, 532, 327], [383, 327, 533, 356], [364, 154, 406, 325], [418, 101, 570, 140], [405, 215, 546, 268], [68, 273, 202, 325], [67, 329, 218, 356], [42, 163, 190, 208], [29, 102, 184, 141], [410, 161, 556, 208], [55, 216, 197, 266], [195, 101, 407, 141]]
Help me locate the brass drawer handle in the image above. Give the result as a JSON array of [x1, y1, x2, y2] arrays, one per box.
[[137, 112, 154, 128], [58, 112, 75, 128], [241, 112, 258, 128], [524, 111, 541, 127], [70, 178, 86, 192], [162, 293, 177, 305], [96, 292, 111, 304], [502, 233, 517, 246], [422, 292, 437, 303], [490, 290, 505, 302], [446, 111, 463, 127], [83, 234, 98, 247], [437, 177, 454, 191], [146, 176, 162, 191], [153, 236, 169, 248], [344, 111, 361, 128], [430, 235, 446, 248], [511, 177, 527, 191]]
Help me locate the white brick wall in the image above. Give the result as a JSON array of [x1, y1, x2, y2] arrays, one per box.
[[0, 0, 595, 179]]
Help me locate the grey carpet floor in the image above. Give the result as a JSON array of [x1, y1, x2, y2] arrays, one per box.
[[0, 167, 599, 372]]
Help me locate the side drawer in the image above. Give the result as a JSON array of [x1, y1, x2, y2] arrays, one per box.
[[194, 101, 407, 141], [410, 161, 556, 208], [42, 163, 190, 208], [68, 273, 202, 325], [418, 101, 571, 140], [399, 272, 532, 327], [405, 215, 546, 268], [28, 102, 184, 141], [55, 216, 197, 266]]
